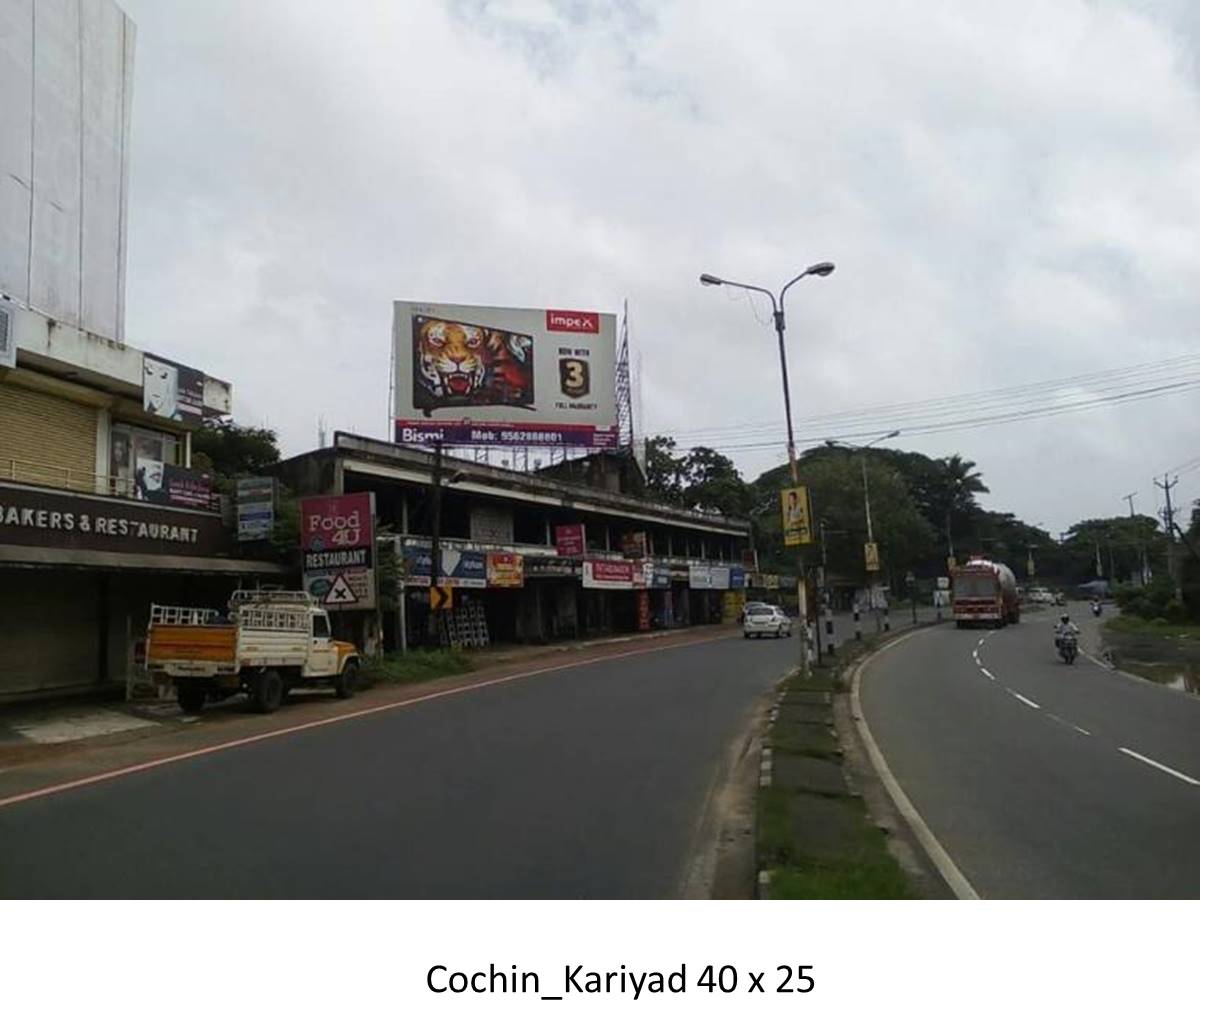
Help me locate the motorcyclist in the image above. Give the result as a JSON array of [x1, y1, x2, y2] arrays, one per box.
[[1055, 612, 1080, 641], [1091, 599, 1102, 616]]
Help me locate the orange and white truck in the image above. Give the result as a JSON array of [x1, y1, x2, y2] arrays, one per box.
[[145, 590, 361, 714]]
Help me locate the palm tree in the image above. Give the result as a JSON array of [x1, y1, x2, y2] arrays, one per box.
[[939, 455, 989, 559]]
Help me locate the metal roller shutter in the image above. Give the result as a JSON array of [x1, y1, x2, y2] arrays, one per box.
[[0, 381, 98, 491]]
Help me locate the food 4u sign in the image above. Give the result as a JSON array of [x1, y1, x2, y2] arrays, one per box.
[[299, 493, 377, 610]]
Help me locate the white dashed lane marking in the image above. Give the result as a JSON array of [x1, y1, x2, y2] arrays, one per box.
[[1118, 747, 1199, 786], [965, 623, 1197, 788]]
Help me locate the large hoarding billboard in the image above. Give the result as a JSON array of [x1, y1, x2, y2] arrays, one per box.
[[393, 301, 618, 448]]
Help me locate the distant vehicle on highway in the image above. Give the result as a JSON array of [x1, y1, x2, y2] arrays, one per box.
[[1026, 587, 1056, 605], [743, 605, 792, 639], [952, 558, 1019, 628]]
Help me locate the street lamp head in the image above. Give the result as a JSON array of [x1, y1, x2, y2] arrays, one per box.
[[699, 273, 724, 286], [806, 262, 835, 277], [884, 429, 900, 440]]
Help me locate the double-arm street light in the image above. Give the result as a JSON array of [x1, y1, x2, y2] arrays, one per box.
[[700, 261, 835, 675], [825, 431, 900, 546]]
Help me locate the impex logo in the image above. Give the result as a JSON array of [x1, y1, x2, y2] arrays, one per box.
[[546, 310, 600, 333]]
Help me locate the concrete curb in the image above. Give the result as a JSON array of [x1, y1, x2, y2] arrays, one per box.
[[849, 629, 981, 900]]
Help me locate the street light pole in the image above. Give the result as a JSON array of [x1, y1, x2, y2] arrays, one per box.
[[700, 262, 835, 676], [826, 431, 899, 627]]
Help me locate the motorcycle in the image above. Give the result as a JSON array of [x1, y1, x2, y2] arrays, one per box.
[[1056, 633, 1078, 664], [1091, 600, 1102, 617]]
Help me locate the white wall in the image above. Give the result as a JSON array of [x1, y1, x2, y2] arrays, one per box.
[[0, 0, 135, 344]]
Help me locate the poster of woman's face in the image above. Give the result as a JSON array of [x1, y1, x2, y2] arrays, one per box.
[[134, 457, 165, 501], [143, 357, 179, 419]]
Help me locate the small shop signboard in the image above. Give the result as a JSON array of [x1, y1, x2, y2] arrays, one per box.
[[689, 564, 733, 590], [236, 476, 275, 541], [402, 545, 488, 588], [582, 559, 635, 590], [300, 493, 377, 610], [487, 552, 525, 588], [641, 562, 670, 589], [554, 524, 586, 556]]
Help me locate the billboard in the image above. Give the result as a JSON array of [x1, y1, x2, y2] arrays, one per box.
[[300, 493, 377, 609], [142, 354, 232, 425], [393, 301, 618, 447]]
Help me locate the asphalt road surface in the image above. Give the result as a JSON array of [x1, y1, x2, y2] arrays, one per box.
[[860, 604, 1199, 898], [0, 633, 795, 898]]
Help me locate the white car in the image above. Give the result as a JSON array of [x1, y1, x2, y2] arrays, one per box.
[[744, 605, 792, 639]]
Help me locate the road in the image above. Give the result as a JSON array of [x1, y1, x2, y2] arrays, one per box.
[[0, 632, 794, 898], [859, 603, 1199, 898]]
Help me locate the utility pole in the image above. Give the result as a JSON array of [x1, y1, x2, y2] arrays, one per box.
[[1123, 492, 1137, 518], [1154, 474, 1180, 598]]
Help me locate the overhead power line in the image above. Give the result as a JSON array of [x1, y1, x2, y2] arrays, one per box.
[[670, 378, 1198, 453], [656, 353, 1198, 446]]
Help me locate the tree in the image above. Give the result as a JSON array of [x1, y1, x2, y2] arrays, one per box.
[[681, 446, 753, 518], [754, 449, 934, 586], [190, 420, 281, 492], [644, 436, 685, 505]]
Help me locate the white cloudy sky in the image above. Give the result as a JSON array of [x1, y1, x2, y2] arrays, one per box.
[[118, 0, 1200, 534]]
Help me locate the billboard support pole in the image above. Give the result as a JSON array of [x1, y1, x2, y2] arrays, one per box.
[[430, 442, 443, 642]]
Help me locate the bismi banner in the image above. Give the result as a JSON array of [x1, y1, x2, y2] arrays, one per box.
[[300, 493, 377, 609], [781, 486, 812, 547], [393, 300, 619, 448], [864, 541, 880, 572]]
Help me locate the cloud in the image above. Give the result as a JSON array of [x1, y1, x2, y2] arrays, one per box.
[[117, 0, 1198, 532]]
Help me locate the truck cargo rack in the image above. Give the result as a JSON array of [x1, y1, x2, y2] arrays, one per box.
[[228, 589, 314, 609], [149, 604, 224, 626]]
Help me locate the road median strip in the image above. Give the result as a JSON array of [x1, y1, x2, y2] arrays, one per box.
[[756, 632, 924, 900]]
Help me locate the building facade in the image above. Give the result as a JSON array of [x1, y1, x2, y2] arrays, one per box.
[[0, 0, 286, 702], [275, 434, 753, 652]]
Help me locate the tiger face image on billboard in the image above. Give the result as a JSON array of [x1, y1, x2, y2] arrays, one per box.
[[412, 316, 534, 415]]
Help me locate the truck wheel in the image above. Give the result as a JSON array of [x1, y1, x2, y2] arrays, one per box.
[[335, 661, 359, 699], [176, 682, 206, 714], [250, 670, 284, 713]]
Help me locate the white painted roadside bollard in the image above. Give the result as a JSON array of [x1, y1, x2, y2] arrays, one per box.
[[825, 613, 836, 657], [853, 603, 862, 641]]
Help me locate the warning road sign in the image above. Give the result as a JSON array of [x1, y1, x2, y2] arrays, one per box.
[[324, 574, 356, 605], [430, 585, 454, 610]]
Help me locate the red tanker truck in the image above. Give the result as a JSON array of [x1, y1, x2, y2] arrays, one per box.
[[951, 558, 1019, 628]]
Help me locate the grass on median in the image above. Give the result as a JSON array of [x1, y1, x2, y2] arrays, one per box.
[[759, 786, 913, 900], [759, 666, 915, 900], [359, 649, 474, 687]]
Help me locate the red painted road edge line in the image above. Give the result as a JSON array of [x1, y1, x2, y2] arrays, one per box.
[[0, 634, 721, 811]]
